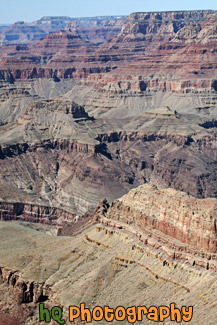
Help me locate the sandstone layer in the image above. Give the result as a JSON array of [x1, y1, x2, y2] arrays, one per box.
[[0, 221, 217, 324], [105, 184, 217, 269]]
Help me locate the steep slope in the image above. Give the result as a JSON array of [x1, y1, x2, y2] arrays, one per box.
[[0, 82, 216, 216], [106, 184, 217, 259], [0, 220, 217, 324]]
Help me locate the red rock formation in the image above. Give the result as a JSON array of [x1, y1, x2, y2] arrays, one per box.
[[0, 201, 76, 224], [1, 9, 217, 90], [83, 10, 217, 94], [106, 184, 217, 254]]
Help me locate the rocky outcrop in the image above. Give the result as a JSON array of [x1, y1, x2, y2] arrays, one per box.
[[25, 99, 93, 119], [0, 201, 76, 224], [106, 184, 217, 255], [0, 266, 53, 304], [0, 198, 109, 236], [100, 184, 217, 272], [0, 265, 62, 324], [1, 220, 217, 325]]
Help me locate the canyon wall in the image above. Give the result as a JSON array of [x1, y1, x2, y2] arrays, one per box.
[[105, 184, 217, 272], [106, 184, 217, 253]]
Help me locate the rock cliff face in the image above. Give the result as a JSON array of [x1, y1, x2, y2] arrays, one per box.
[[106, 184, 217, 255], [1, 9, 217, 103], [0, 266, 54, 305], [66, 17, 126, 44], [0, 267, 53, 324], [0, 201, 76, 224], [0, 83, 216, 215], [0, 220, 217, 324], [82, 10, 217, 96], [1, 10, 216, 84], [1, 9, 217, 115], [106, 10, 215, 52]]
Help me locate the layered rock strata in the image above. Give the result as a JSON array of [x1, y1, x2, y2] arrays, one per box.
[[0, 221, 217, 324], [1, 9, 217, 94], [0, 87, 216, 215], [0, 16, 126, 45], [105, 184, 217, 270], [0, 201, 75, 224]]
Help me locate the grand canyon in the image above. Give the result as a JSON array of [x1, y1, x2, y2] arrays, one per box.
[[0, 9, 216, 324]]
